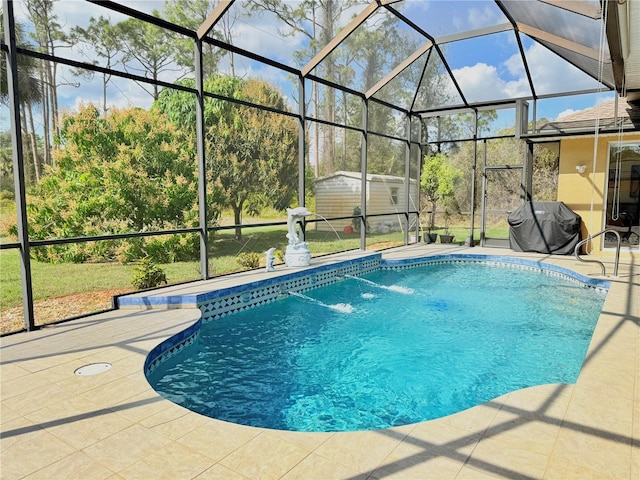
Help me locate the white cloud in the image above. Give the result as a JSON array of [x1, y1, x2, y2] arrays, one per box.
[[447, 1, 502, 33], [57, 65, 156, 115], [452, 62, 530, 103], [458, 39, 603, 107], [503, 50, 524, 77], [556, 109, 578, 119], [518, 42, 601, 95], [466, 5, 501, 30], [231, 19, 306, 67]]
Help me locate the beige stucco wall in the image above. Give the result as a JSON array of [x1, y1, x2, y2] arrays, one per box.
[[557, 132, 640, 253]]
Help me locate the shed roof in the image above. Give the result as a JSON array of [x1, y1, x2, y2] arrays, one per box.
[[316, 171, 412, 184]]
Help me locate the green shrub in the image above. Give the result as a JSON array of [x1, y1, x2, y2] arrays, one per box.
[[236, 252, 260, 270], [23, 105, 202, 264], [0, 188, 15, 201], [118, 236, 196, 265], [131, 257, 168, 290]]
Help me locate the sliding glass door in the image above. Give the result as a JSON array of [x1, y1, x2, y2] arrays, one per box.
[[604, 142, 640, 249]]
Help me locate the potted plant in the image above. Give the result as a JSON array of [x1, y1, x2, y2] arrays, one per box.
[[439, 210, 455, 243], [420, 153, 461, 244], [423, 224, 438, 243]]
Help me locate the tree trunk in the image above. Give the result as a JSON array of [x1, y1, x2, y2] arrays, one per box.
[[39, 64, 51, 166], [430, 200, 438, 230], [49, 62, 59, 140], [233, 206, 243, 240], [19, 106, 33, 184], [319, 0, 337, 174], [103, 72, 108, 114], [25, 102, 41, 182]]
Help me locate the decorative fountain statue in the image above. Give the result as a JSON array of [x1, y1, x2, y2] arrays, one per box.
[[265, 247, 277, 272], [285, 206, 313, 267]]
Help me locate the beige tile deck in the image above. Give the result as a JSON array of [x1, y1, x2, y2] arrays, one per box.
[[1, 245, 638, 479]]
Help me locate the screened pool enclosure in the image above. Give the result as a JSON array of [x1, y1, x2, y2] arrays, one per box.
[[2, 0, 638, 333]]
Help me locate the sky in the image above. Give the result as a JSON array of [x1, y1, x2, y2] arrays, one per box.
[[5, 0, 617, 134]]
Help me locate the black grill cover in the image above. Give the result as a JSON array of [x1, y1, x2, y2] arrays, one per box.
[[508, 202, 582, 254]]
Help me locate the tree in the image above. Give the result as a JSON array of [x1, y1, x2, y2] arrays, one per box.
[[25, 0, 69, 166], [117, 14, 186, 100], [245, 0, 368, 176], [0, 131, 14, 191], [1, 13, 44, 183], [420, 153, 461, 231], [333, 10, 419, 176], [210, 79, 299, 234], [446, 132, 559, 225], [22, 105, 199, 263], [163, 0, 230, 78], [69, 16, 122, 113], [153, 76, 299, 239]]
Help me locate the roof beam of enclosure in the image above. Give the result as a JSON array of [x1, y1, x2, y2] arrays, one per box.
[[518, 22, 614, 89], [365, 41, 432, 99], [517, 23, 605, 61], [386, 2, 469, 108], [435, 23, 513, 45], [197, 0, 235, 40], [494, 2, 537, 100], [512, 29, 537, 99], [91, 1, 194, 37], [539, 0, 602, 19], [301, 1, 379, 77], [409, 48, 433, 113], [604, 0, 626, 94]]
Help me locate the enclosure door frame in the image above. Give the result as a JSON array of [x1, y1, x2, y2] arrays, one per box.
[[602, 140, 640, 251], [480, 165, 527, 247]]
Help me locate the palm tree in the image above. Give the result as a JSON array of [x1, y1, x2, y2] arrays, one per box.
[[1, 14, 44, 183]]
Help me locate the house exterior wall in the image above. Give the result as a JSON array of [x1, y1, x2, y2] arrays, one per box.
[[557, 133, 640, 253]]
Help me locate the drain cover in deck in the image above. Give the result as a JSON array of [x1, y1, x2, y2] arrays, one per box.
[[74, 363, 112, 376]]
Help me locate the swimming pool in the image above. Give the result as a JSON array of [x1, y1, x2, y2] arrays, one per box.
[[144, 255, 609, 432]]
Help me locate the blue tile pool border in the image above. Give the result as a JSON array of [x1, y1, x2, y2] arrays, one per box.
[[144, 318, 201, 375], [142, 253, 610, 375], [120, 253, 382, 313], [380, 254, 611, 293]]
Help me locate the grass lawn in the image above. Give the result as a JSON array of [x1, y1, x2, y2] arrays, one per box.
[[0, 249, 202, 310], [1, 219, 508, 308], [0, 225, 372, 310], [1, 209, 506, 334], [1, 222, 510, 311]]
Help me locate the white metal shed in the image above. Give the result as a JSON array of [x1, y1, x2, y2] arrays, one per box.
[[314, 171, 419, 233]]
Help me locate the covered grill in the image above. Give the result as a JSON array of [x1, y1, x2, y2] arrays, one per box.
[[508, 202, 582, 254]]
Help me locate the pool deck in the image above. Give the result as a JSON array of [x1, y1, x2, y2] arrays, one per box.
[[1, 245, 638, 479]]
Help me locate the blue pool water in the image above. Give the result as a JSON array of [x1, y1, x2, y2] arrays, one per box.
[[147, 262, 607, 432]]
